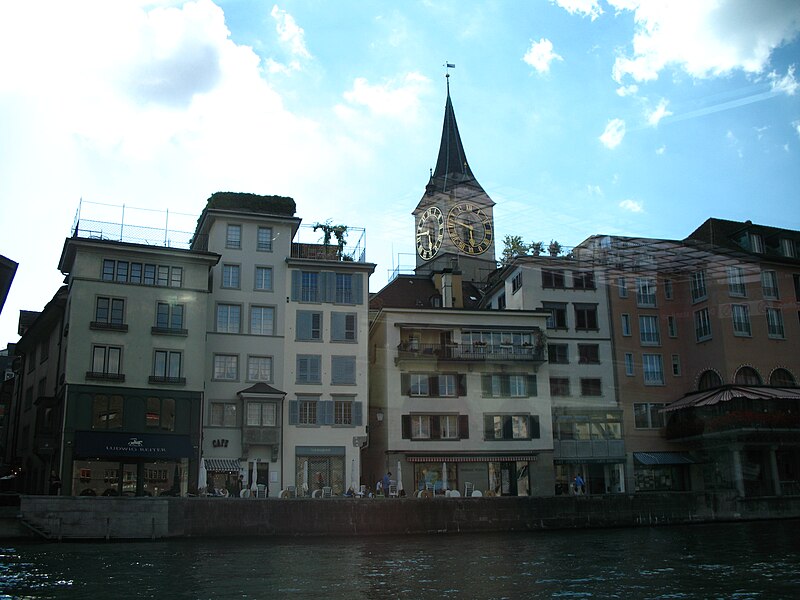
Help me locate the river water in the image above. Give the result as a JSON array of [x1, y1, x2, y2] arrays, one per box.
[[1, 520, 799, 599]]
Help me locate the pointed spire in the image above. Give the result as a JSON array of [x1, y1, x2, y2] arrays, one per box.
[[426, 76, 484, 195]]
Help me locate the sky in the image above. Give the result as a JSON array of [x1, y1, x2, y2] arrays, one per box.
[[1, 0, 799, 345]]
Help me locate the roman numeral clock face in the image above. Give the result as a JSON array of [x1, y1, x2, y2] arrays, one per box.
[[447, 203, 493, 255], [416, 206, 445, 260]]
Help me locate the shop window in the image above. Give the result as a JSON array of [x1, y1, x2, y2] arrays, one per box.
[[92, 394, 123, 429], [146, 397, 175, 431]]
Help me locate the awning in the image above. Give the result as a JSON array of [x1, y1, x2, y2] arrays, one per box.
[[204, 458, 242, 472], [663, 385, 800, 413], [633, 452, 695, 466], [406, 455, 537, 463]]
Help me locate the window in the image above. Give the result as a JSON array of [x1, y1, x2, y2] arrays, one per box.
[[297, 311, 322, 340], [690, 270, 707, 302], [512, 272, 522, 293], [301, 271, 319, 302], [573, 271, 595, 290], [761, 270, 779, 299], [482, 374, 536, 397], [636, 277, 657, 307], [146, 397, 175, 430], [766, 308, 785, 338], [333, 399, 353, 425], [542, 269, 565, 288], [151, 350, 182, 383], [213, 354, 238, 381], [642, 354, 664, 385], [155, 303, 185, 331], [770, 368, 796, 387], [617, 276, 628, 298], [411, 415, 431, 439], [731, 304, 751, 336], [639, 315, 661, 345], [216, 304, 241, 333], [634, 403, 665, 428], [102, 259, 115, 281], [671, 354, 681, 376], [410, 373, 430, 396], [90, 345, 122, 377], [144, 264, 156, 285], [508, 375, 527, 397], [484, 414, 539, 440], [299, 397, 318, 425], [750, 233, 764, 253], [543, 302, 567, 329], [247, 356, 272, 382], [116, 261, 129, 283], [335, 273, 354, 304], [550, 377, 570, 396], [257, 226, 273, 252], [667, 315, 677, 338], [574, 304, 598, 330], [548, 344, 568, 364], [496, 293, 506, 310], [39, 338, 49, 363], [94, 297, 125, 327], [222, 264, 240, 289], [331, 312, 357, 341], [210, 402, 237, 427], [735, 366, 762, 385], [694, 308, 711, 341], [92, 394, 123, 430], [247, 402, 276, 427], [440, 415, 459, 439], [727, 266, 746, 297], [621, 314, 631, 336], [624, 353, 635, 376], [580, 378, 602, 396], [578, 344, 599, 364], [780, 238, 796, 258], [664, 279, 673, 300], [255, 266, 273, 291], [226, 224, 241, 249], [331, 356, 356, 385], [157, 266, 169, 287], [130, 263, 142, 284], [437, 374, 457, 397], [297, 355, 322, 384], [170, 267, 182, 288], [698, 370, 723, 390], [250, 306, 275, 336]]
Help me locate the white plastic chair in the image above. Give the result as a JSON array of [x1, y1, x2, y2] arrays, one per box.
[[388, 483, 398, 497], [322, 486, 333, 498]]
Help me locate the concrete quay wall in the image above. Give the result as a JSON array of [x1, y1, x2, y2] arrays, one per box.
[[9, 493, 800, 540]]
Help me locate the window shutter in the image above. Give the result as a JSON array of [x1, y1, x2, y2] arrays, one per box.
[[297, 312, 311, 340], [289, 400, 298, 424], [502, 415, 513, 440], [458, 415, 469, 439], [353, 401, 363, 426], [481, 375, 492, 396], [311, 355, 321, 382], [527, 374, 538, 397], [291, 270, 300, 301], [500, 376, 510, 397], [401, 415, 411, 439], [323, 271, 335, 303], [401, 373, 410, 396], [529, 415, 540, 439], [483, 415, 494, 439], [457, 374, 467, 396], [353, 273, 363, 305], [321, 401, 333, 425], [431, 415, 441, 440], [429, 375, 439, 397], [331, 312, 344, 340]]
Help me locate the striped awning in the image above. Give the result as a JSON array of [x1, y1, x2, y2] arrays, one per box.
[[203, 458, 242, 472], [406, 455, 537, 463], [633, 452, 695, 466]]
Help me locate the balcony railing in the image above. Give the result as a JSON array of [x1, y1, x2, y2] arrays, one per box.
[[397, 342, 545, 363]]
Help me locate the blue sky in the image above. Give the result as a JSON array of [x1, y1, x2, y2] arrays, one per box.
[[1, 0, 799, 344]]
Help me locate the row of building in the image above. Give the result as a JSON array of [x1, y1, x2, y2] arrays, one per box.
[[1, 83, 798, 501]]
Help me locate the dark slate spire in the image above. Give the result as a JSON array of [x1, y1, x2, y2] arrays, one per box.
[[426, 75, 484, 195]]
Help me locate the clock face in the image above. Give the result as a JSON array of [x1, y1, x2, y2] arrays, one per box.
[[416, 206, 445, 260], [446, 203, 493, 255]]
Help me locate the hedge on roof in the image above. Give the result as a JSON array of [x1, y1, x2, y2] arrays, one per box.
[[203, 192, 296, 217]]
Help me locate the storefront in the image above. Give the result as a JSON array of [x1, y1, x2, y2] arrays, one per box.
[[295, 446, 345, 496], [632, 451, 694, 492], [406, 454, 540, 496], [71, 430, 193, 496]]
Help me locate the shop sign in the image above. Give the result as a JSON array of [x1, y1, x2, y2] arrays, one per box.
[[74, 431, 193, 459], [295, 445, 345, 456]]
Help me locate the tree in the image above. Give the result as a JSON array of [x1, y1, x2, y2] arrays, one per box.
[[548, 240, 562, 257], [501, 235, 530, 264]]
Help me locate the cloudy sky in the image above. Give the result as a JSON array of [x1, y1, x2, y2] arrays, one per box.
[[1, 0, 799, 344]]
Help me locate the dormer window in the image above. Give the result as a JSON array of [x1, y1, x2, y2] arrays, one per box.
[[780, 238, 796, 258], [749, 233, 764, 253]]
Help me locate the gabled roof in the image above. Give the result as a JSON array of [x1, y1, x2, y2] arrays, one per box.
[[369, 274, 483, 311], [237, 382, 286, 397], [685, 217, 800, 262]]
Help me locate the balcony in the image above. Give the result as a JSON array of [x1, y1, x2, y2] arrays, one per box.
[[396, 342, 545, 364], [243, 426, 280, 446], [666, 409, 800, 441], [290, 224, 367, 263], [554, 439, 626, 460], [148, 376, 186, 386]]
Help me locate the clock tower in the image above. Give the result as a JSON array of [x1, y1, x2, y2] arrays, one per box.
[[414, 76, 496, 284]]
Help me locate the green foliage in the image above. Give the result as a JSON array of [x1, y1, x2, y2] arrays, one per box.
[[204, 192, 296, 216], [313, 220, 349, 258], [501, 235, 530, 264]]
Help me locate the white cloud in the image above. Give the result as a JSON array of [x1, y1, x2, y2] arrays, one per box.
[[523, 38, 563, 74], [726, 130, 744, 158], [616, 84, 639, 97], [551, 0, 603, 21], [340, 73, 430, 120], [587, 184, 603, 196], [769, 65, 798, 95], [599, 118, 626, 149], [608, 0, 800, 84], [656, 145, 666, 155], [646, 98, 672, 126], [271, 5, 311, 60], [619, 199, 644, 213], [793, 120, 800, 139]]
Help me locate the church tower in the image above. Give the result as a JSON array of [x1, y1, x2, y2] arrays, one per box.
[[413, 75, 496, 284]]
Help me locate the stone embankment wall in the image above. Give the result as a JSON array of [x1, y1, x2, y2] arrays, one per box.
[[6, 493, 800, 540]]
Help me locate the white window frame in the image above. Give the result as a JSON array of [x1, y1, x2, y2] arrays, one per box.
[[727, 265, 746, 297], [761, 270, 779, 299], [247, 355, 273, 382], [213, 354, 238, 381], [766, 308, 785, 338], [642, 354, 664, 386], [250, 306, 275, 336], [255, 266, 273, 291], [226, 224, 241, 249], [731, 304, 751, 336], [694, 308, 711, 341]]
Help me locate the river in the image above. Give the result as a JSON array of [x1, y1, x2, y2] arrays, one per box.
[[1, 520, 799, 599]]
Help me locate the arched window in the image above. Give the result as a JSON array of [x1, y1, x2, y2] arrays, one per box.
[[698, 370, 722, 391], [734, 366, 762, 385], [769, 368, 796, 387]]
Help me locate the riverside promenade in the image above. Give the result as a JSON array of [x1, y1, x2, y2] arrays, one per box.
[[3, 491, 800, 541]]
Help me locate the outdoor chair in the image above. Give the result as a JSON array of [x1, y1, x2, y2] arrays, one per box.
[[388, 483, 398, 497], [464, 482, 474, 497], [322, 486, 333, 498]]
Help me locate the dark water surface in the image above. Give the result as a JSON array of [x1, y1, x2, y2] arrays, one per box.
[[2, 520, 799, 599]]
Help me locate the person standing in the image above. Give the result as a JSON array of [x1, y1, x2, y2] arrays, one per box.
[[231, 474, 244, 497], [382, 471, 392, 497], [574, 473, 585, 495]]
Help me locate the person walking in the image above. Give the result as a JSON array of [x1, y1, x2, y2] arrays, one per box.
[[574, 473, 585, 495]]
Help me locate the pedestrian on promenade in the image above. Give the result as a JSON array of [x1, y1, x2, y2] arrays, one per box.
[[382, 471, 392, 497], [574, 473, 585, 495]]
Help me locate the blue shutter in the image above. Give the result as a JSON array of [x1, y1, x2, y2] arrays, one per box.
[[321, 401, 333, 425], [323, 271, 335, 303], [331, 312, 344, 341], [353, 273, 363, 305], [289, 400, 299, 424], [297, 312, 311, 340], [311, 355, 321, 383], [291, 270, 300, 301], [353, 401, 363, 426]]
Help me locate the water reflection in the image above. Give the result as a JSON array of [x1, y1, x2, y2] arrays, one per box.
[[1, 520, 799, 599]]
